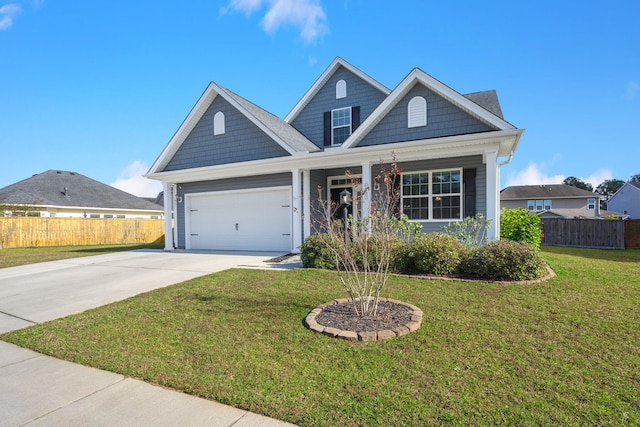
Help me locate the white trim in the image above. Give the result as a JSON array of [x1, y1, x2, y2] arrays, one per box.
[[292, 169, 302, 253], [408, 96, 427, 128], [401, 168, 463, 222], [342, 68, 516, 149], [484, 149, 499, 240], [284, 57, 390, 123], [148, 82, 305, 174], [163, 182, 174, 250], [213, 111, 225, 135], [303, 170, 311, 242], [336, 79, 347, 99], [147, 130, 521, 185]]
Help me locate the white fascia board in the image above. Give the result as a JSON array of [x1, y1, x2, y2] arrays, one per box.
[[148, 82, 301, 175], [146, 130, 521, 184], [342, 68, 517, 150], [214, 84, 299, 156], [148, 83, 219, 174], [284, 57, 391, 123]]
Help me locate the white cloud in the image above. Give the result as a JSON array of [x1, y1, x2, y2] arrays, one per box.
[[506, 163, 565, 187], [110, 161, 162, 198], [506, 163, 613, 189], [0, 4, 21, 30], [222, 0, 328, 44], [623, 81, 638, 100], [582, 169, 613, 189]]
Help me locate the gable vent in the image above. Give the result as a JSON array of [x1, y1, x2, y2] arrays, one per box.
[[336, 79, 347, 99], [408, 96, 427, 128]]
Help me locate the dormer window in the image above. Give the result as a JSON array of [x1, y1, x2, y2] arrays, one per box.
[[331, 107, 351, 145], [323, 106, 360, 146], [408, 96, 427, 128], [213, 111, 225, 135], [336, 79, 347, 99]]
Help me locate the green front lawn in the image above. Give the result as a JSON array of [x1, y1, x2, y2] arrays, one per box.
[[2, 247, 639, 425], [0, 242, 164, 269]]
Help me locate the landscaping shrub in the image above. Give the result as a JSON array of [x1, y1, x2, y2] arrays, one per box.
[[458, 239, 547, 281], [300, 234, 339, 269], [500, 208, 542, 247], [411, 233, 465, 275]]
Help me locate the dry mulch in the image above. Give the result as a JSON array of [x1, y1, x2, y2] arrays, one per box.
[[315, 299, 413, 332]]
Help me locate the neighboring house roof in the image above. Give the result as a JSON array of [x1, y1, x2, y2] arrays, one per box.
[[463, 90, 504, 119], [0, 170, 162, 211], [500, 184, 600, 200]]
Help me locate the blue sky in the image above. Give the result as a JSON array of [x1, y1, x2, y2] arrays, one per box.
[[1, 0, 638, 196]]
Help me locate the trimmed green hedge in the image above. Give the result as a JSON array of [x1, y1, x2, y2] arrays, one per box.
[[301, 233, 547, 281]]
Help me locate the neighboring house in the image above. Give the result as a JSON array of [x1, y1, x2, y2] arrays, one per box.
[[0, 170, 163, 219], [500, 184, 604, 218], [607, 181, 640, 219], [146, 57, 523, 252]]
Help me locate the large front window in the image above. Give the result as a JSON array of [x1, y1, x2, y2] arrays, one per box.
[[332, 107, 351, 145], [401, 169, 462, 221]]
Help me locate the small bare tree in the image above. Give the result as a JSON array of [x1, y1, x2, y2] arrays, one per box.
[[311, 156, 417, 317]]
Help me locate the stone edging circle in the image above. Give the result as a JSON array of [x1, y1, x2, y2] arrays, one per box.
[[304, 297, 423, 342]]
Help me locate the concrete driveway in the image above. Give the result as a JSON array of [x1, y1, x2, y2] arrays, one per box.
[[0, 249, 298, 427], [0, 249, 287, 333]]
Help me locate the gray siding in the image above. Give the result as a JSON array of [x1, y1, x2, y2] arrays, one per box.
[[358, 84, 496, 147], [164, 96, 290, 172], [608, 185, 640, 219], [174, 173, 291, 248], [290, 66, 388, 147]]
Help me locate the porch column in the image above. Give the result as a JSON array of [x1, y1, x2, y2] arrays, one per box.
[[484, 149, 500, 240], [292, 169, 302, 253], [361, 161, 372, 220], [303, 169, 311, 241], [162, 182, 174, 251]]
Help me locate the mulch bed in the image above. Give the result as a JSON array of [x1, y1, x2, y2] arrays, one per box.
[[315, 300, 413, 332]]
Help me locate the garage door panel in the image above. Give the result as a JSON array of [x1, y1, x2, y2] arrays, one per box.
[[187, 187, 291, 251]]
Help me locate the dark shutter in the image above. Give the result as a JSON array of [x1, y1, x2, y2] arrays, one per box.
[[463, 168, 476, 218], [323, 111, 331, 146], [352, 106, 361, 131]]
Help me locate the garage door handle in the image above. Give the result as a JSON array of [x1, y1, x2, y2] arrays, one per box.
[[282, 233, 291, 236], [235, 223, 239, 231], [191, 234, 198, 236], [282, 205, 290, 207]]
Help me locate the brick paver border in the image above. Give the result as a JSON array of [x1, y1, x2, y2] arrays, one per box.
[[304, 297, 423, 342]]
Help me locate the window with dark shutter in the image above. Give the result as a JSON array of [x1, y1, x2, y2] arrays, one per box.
[[352, 106, 360, 131], [463, 168, 476, 218], [323, 111, 331, 146]]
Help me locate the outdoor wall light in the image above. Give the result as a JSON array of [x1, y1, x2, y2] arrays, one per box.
[[340, 189, 352, 206]]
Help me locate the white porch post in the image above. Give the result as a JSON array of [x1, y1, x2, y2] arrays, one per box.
[[162, 182, 174, 251], [303, 169, 311, 242], [484, 150, 500, 240], [361, 161, 372, 220], [292, 169, 302, 253]]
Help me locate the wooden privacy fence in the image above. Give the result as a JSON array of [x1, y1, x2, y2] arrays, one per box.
[[541, 218, 640, 249], [0, 217, 165, 249]]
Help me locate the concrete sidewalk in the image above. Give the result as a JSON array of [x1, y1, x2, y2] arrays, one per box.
[[0, 250, 299, 427]]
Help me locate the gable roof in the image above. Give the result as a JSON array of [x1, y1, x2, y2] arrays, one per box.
[[342, 67, 517, 150], [148, 82, 319, 174], [284, 56, 391, 123], [0, 170, 162, 210], [500, 184, 599, 200]]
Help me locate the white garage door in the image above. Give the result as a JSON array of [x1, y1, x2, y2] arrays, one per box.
[[186, 186, 292, 251]]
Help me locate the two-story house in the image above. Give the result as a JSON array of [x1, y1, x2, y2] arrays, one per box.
[[500, 184, 603, 218], [146, 57, 523, 252], [607, 181, 640, 219]]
